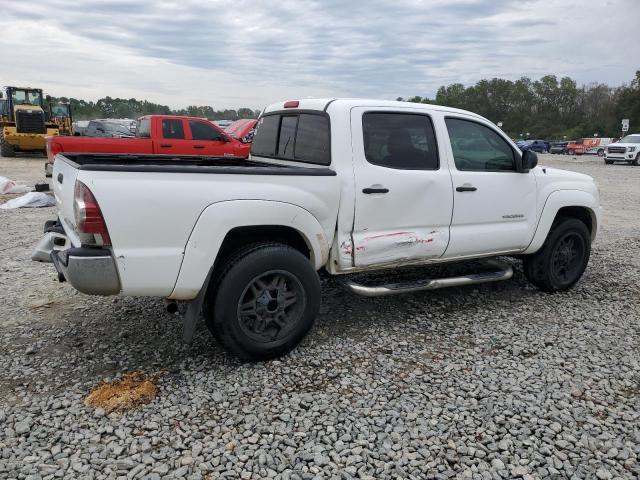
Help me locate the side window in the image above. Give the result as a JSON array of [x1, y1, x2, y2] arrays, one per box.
[[277, 116, 298, 159], [251, 115, 280, 157], [189, 120, 223, 141], [162, 119, 185, 139], [362, 113, 439, 170], [445, 118, 515, 171]]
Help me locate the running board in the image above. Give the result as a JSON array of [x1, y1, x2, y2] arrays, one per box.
[[340, 259, 513, 297]]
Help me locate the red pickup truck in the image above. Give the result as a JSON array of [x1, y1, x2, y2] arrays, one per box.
[[46, 115, 251, 175]]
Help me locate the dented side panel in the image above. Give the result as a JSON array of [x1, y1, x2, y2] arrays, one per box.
[[348, 107, 454, 268], [353, 229, 448, 267]]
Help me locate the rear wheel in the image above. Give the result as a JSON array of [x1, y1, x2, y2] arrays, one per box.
[[567, 149, 575, 155], [0, 133, 16, 157], [204, 243, 321, 360], [523, 217, 591, 292]]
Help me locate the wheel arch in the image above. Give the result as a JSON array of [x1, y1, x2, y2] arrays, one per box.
[[169, 200, 330, 300], [524, 190, 600, 254]]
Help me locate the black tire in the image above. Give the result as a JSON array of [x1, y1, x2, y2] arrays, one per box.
[[567, 149, 575, 155], [203, 242, 320, 360], [523, 217, 591, 292], [597, 149, 604, 157], [605, 159, 614, 165], [632, 154, 640, 166], [0, 133, 16, 157]]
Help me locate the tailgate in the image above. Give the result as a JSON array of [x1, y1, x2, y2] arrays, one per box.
[[52, 156, 82, 246]]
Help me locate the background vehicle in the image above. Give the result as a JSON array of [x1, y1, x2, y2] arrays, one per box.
[[49, 101, 73, 136], [566, 137, 614, 156], [224, 119, 257, 143], [45, 114, 251, 173], [33, 98, 601, 361], [549, 141, 569, 154], [604, 133, 640, 165], [72, 120, 90, 136], [0, 86, 59, 157], [518, 139, 549, 153], [85, 119, 135, 138], [213, 120, 234, 129]]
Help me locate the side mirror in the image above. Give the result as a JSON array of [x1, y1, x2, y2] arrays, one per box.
[[517, 150, 538, 172]]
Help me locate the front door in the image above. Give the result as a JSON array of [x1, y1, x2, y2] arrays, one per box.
[[443, 116, 537, 257], [187, 119, 234, 156], [350, 108, 454, 268]]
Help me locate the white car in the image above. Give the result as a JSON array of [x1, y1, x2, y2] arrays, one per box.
[[33, 98, 602, 360], [604, 133, 640, 165]]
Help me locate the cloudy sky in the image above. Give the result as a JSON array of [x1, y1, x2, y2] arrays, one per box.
[[2, 0, 638, 109]]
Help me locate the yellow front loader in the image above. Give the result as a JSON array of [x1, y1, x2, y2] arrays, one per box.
[[48, 100, 73, 136], [0, 86, 59, 157]]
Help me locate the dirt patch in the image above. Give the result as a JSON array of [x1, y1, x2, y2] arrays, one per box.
[[85, 372, 158, 413]]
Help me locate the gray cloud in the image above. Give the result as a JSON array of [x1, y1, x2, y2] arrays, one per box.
[[2, 0, 639, 108]]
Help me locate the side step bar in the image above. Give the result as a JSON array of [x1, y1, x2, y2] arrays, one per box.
[[340, 259, 513, 297]]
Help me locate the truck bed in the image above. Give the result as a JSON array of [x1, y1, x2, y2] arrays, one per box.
[[59, 153, 337, 176]]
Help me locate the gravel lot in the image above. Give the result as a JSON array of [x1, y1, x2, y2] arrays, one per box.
[[1, 153, 639, 479]]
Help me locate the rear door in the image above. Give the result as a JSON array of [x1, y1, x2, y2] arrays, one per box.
[[186, 119, 235, 156], [153, 118, 190, 154], [350, 108, 453, 268], [443, 116, 537, 257]]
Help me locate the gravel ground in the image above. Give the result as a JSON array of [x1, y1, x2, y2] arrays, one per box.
[[1, 153, 639, 479]]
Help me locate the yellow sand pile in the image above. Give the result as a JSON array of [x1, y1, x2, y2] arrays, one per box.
[[85, 372, 158, 413]]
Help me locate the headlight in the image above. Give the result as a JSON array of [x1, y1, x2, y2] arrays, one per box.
[[629, 146, 636, 152]]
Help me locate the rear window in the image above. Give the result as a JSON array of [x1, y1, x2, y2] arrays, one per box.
[[137, 118, 150, 138], [251, 113, 330, 165]]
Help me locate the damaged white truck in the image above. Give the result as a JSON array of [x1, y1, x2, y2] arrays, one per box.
[[33, 99, 602, 360]]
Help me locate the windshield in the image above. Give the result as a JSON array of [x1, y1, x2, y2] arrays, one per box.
[[620, 134, 640, 144], [51, 104, 69, 117], [105, 122, 132, 134], [11, 89, 42, 106]]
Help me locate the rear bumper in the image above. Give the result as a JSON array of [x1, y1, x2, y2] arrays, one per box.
[[32, 223, 121, 295]]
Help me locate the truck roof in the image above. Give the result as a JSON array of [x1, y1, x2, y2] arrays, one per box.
[[262, 98, 487, 121]]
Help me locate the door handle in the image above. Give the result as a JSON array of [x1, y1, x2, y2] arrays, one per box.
[[362, 187, 389, 194], [193, 145, 205, 149], [456, 185, 477, 192], [160, 144, 172, 148]]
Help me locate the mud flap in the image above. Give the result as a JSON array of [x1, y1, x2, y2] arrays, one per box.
[[182, 268, 213, 343]]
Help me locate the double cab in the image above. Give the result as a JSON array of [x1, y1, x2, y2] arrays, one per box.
[[34, 99, 602, 360]]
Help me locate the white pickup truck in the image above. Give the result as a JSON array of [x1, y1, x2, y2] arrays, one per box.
[[604, 133, 640, 165], [33, 98, 602, 360]]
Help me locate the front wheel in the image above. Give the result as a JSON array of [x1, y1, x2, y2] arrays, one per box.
[[204, 243, 321, 360], [523, 217, 591, 292], [597, 149, 604, 157], [632, 154, 640, 166], [567, 149, 575, 155], [0, 133, 16, 157]]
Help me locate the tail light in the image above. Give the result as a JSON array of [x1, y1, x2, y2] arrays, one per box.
[[74, 181, 111, 246], [47, 140, 63, 163]]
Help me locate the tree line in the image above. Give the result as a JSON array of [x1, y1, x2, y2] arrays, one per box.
[[397, 70, 640, 140], [50, 70, 640, 139], [49, 96, 261, 122]]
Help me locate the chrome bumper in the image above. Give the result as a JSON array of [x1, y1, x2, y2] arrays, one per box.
[[32, 226, 121, 295]]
